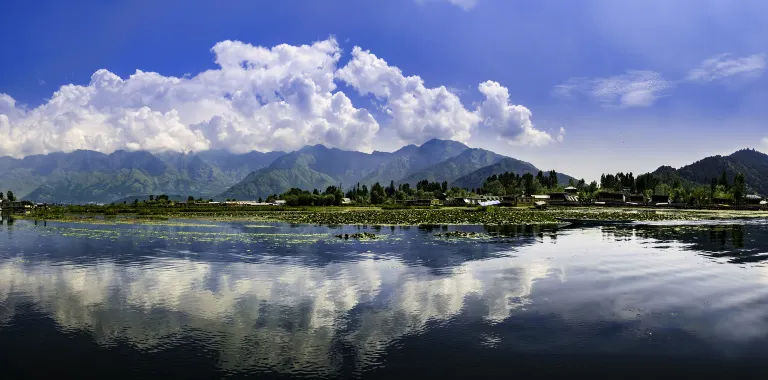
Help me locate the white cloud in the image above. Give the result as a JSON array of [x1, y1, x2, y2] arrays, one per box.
[[476, 80, 558, 146], [337, 46, 479, 144], [0, 38, 556, 158], [416, 0, 478, 11], [338, 48, 560, 146], [554, 70, 671, 108], [0, 39, 379, 158], [686, 53, 766, 83]]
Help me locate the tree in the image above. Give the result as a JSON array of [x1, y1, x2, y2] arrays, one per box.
[[523, 173, 536, 195], [718, 170, 729, 189], [732, 172, 746, 204], [484, 180, 505, 196], [370, 182, 387, 204], [258, 197, 263, 203], [188, 195, 195, 203], [441, 181, 448, 192], [6, 191, 15, 202], [149, 194, 155, 202], [548, 170, 558, 189], [0, 191, 4, 201], [386, 181, 396, 197]]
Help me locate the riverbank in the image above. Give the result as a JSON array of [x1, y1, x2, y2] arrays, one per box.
[[18, 206, 768, 226]]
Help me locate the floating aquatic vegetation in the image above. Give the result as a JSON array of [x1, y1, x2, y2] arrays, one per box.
[[435, 231, 481, 238], [335, 232, 377, 240], [20, 206, 768, 226]]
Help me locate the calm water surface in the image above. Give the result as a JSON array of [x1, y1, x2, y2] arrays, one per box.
[[2, 218, 768, 378]]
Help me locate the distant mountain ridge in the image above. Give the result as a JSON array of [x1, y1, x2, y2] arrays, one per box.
[[0, 149, 284, 203], [2, 139, 586, 202], [651, 148, 768, 196], [220, 139, 577, 199]]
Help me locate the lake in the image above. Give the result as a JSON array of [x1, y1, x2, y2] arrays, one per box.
[[2, 217, 768, 378]]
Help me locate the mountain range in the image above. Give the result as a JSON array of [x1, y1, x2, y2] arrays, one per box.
[[1, 139, 569, 202], [651, 148, 768, 195], [2, 142, 767, 203]]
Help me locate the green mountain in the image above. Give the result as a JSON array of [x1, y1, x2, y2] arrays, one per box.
[[652, 148, 768, 195], [219, 166, 337, 200], [0, 149, 286, 203], [360, 139, 469, 185], [397, 148, 505, 186], [219, 139, 474, 199], [218, 145, 394, 199], [452, 157, 541, 189]]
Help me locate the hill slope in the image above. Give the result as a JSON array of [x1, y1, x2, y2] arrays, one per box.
[[452, 157, 541, 189], [360, 139, 469, 185], [397, 148, 505, 186], [0, 149, 286, 202], [652, 148, 768, 195]]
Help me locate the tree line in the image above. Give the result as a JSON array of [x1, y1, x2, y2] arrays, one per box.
[[0, 190, 17, 202]]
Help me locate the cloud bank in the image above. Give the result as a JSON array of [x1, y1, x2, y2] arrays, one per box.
[[0, 38, 555, 158], [338, 47, 558, 146]]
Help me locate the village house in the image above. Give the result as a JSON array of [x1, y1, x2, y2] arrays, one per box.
[[500, 195, 518, 206], [518, 194, 550, 206], [398, 199, 442, 206], [547, 192, 579, 205], [564, 186, 578, 194], [651, 194, 670, 205], [0, 201, 34, 215], [745, 195, 763, 205], [596, 191, 625, 205], [627, 194, 646, 205]]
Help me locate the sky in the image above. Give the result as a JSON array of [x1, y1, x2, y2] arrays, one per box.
[[1, 0, 767, 181]]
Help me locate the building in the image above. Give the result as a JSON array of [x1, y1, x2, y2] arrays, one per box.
[[518, 194, 550, 206], [500, 195, 518, 206], [745, 195, 763, 205], [564, 186, 578, 194], [627, 194, 645, 204], [596, 191, 625, 205], [400, 199, 442, 206], [341, 198, 353, 205], [273, 200, 287, 206], [712, 197, 731, 205], [0, 201, 34, 214], [651, 194, 669, 204], [547, 192, 579, 205]]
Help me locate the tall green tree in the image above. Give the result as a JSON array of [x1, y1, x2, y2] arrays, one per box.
[[548, 170, 558, 189], [370, 182, 387, 204], [732, 172, 746, 203], [718, 170, 729, 189], [6, 191, 15, 202]]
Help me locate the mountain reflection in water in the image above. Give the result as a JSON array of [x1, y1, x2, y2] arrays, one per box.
[[2, 218, 768, 378]]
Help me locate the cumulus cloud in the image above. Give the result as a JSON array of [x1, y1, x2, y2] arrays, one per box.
[[554, 70, 672, 108], [0, 38, 557, 158], [686, 53, 766, 83], [338, 48, 560, 146], [0, 39, 380, 157]]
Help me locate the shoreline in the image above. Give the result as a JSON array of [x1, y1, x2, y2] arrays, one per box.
[[15, 206, 768, 226]]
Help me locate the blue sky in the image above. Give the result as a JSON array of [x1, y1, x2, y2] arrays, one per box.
[[1, 0, 767, 181]]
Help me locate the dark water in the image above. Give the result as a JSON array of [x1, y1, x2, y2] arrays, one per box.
[[2, 218, 768, 378]]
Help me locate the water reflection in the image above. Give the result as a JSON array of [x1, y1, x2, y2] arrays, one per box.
[[2, 220, 768, 377]]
